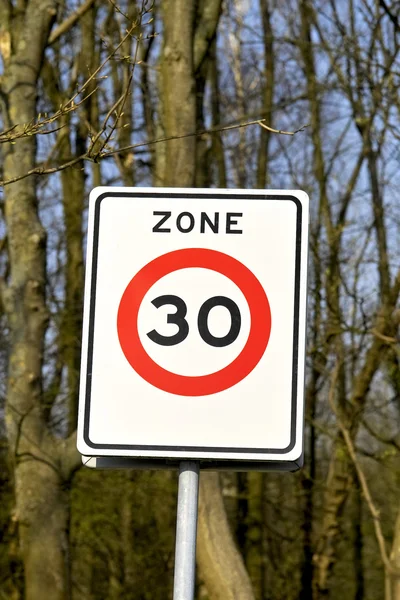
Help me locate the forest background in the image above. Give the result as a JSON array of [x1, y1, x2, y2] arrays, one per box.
[[0, 0, 399, 599]]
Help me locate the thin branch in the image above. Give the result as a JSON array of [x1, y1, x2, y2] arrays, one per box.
[[340, 423, 395, 574], [48, 0, 96, 45], [329, 364, 396, 577], [0, 90, 96, 144], [379, 0, 400, 31], [101, 118, 309, 158], [0, 21, 140, 145], [0, 155, 84, 187], [0, 124, 66, 143], [95, 32, 142, 156], [257, 120, 309, 136], [0, 117, 309, 186], [371, 329, 398, 344], [361, 418, 400, 452], [87, 2, 146, 158]]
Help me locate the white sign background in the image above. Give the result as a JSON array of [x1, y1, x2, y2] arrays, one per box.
[[77, 188, 309, 464]]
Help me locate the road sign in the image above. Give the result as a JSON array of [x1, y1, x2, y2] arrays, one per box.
[[117, 248, 271, 396], [77, 187, 309, 469]]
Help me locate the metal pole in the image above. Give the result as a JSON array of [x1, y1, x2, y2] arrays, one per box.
[[173, 461, 200, 600]]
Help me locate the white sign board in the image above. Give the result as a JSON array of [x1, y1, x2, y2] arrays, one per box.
[[77, 188, 309, 469]]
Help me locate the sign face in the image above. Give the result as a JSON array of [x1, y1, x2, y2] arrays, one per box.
[[77, 187, 309, 468]]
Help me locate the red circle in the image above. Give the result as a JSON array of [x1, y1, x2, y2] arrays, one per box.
[[117, 249, 271, 396]]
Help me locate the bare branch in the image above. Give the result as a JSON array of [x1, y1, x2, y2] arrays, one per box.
[[0, 155, 84, 187], [0, 117, 309, 186], [0, 90, 96, 144], [379, 0, 400, 31], [371, 329, 398, 344], [103, 118, 309, 159], [48, 0, 96, 45], [0, 19, 141, 145], [257, 120, 309, 136], [329, 364, 395, 577]]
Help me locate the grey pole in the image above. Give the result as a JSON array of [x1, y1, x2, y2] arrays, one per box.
[[173, 461, 200, 600]]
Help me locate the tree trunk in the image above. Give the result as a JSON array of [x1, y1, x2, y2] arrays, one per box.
[[161, 0, 196, 187], [236, 473, 249, 562], [16, 463, 69, 600], [257, 0, 274, 189], [209, 42, 227, 189], [1, 0, 79, 597], [300, 349, 318, 600], [246, 472, 264, 600], [197, 472, 255, 600], [60, 129, 85, 435]]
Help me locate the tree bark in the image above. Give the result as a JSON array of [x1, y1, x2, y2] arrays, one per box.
[[60, 129, 85, 435], [246, 472, 264, 600], [236, 473, 249, 562], [197, 472, 255, 600], [1, 0, 80, 597], [209, 42, 227, 188], [257, 0, 274, 189], [115, 3, 138, 187], [16, 462, 69, 600], [161, 0, 196, 187]]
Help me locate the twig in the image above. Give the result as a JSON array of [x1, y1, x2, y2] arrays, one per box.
[[0, 20, 140, 145], [88, 1, 147, 158], [257, 120, 309, 136], [101, 117, 308, 159], [0, 90, 96, 144], [1, 155, 84, 187], [96, 26, 143, 156], [0, 117, 309, 186], [371, 329, 398, 344]]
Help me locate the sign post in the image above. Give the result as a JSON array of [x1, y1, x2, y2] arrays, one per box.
[[173, 462, 200, 600], [77, 186, 309, 597]]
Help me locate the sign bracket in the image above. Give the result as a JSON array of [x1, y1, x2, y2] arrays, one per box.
[[173, 461, 200, 600]]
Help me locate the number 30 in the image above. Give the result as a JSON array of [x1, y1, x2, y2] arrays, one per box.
[[147, 295, 241, 348]]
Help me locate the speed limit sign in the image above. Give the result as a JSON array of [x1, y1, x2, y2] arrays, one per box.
[[77, 188, 309, 469]]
